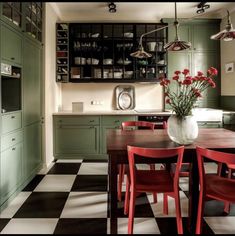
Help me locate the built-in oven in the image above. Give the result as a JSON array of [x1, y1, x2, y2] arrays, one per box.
[[1, 63, 21, 113]]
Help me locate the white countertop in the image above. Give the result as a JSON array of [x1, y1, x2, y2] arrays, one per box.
[[53, 109, 172, 116]]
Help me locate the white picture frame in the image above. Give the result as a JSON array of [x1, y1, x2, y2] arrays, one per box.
[[225, 62, 234, 73]]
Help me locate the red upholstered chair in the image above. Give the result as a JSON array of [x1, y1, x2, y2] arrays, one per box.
[[118, 121, 156, 202], [196, 146, 235, 234], [124, 145, 185, 234]]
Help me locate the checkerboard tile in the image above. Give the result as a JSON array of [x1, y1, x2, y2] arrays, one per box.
[[0, 160, 234, 234]]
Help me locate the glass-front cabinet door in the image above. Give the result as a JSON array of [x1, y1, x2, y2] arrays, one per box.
[[2, 2, 22, 27], [24, 2, 42, 41]]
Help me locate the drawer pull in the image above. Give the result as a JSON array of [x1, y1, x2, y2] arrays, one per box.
[[12, 138, 16, 141], [12, 147, 16, 151], [11, 57, 15, 60], [115, 120, 120, 123], [11, 116, 15, 119], [89, 126, 94, 128], [89, 120, 95, 122]]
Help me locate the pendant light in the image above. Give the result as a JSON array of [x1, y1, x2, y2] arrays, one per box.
[[211, 10, 235, 41], [130, 2, 191, 59], [164, 2, 191, 51]]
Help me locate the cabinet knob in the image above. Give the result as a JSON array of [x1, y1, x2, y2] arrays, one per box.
[[89, 120, 95, 122], [115, 120, 120, 123], [11, 116, 15, 119], [11, 57, 15, 60], [12, 147, 16, 151], [12, 138, 16, 141]]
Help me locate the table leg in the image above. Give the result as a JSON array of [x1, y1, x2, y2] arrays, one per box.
[[108, 154, 118, 234], [188, 151, 199, 233]]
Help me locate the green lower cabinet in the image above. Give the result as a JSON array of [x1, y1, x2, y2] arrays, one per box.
[[53, 115, 136, 159], [23, 122, 42, 180], [101, 125, 120, 154], [100, 115, 137, 154], [55, 124, 100, 155], [0, 142, 22, 205]]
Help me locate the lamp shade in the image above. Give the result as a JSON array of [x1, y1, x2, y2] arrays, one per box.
[[211, 10, 235, 41], [164, 40, 191, 51], [130, 46, 152, 58]]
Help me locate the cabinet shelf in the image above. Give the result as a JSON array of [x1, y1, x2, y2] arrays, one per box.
[[56, 22, 168, 83]]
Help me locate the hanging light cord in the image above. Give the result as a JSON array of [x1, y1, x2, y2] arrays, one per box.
[[173, 2, 179, 41]]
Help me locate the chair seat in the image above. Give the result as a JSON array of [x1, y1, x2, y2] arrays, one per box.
[[135, 170, 174, 193], [206, 174, 235, 203]]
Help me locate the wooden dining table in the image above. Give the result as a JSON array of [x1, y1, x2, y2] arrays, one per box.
[[106, 128, 235, 234]]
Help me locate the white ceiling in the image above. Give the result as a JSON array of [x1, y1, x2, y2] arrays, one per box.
[[50, 2, 235, 22]]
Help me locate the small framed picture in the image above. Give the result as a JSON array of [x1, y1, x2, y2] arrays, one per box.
[[225, 62, 234, 73]]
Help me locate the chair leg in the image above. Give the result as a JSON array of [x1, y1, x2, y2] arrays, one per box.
[[124, 177, 130, 215], [163, 193, 168, 215], [224, 202, 230, 214], [149, 164, 158, 203], [128, 188, 136, 234], [196, 191, 205, 234], [118, 164, 124, 202], [174, 192, 183, 234]]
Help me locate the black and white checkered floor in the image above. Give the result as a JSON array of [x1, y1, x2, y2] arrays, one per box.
[[0, 159, 235, 234]]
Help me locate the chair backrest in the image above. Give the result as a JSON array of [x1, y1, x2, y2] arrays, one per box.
[[127, 145, 184, 190], [121, 121, 155, 130], [196, 146, 235, 190]]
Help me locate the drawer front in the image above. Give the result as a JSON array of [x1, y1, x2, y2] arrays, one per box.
[[1, 130, 23, 151], [55, 116, 100, 125], [101, 115, 136, 126], [1, 112, 22, 134]]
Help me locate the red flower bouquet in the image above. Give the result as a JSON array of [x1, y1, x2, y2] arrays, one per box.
[[160, 67, 218, 117]]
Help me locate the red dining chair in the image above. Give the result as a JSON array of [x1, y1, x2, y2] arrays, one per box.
[[124, 145, 185, 234], [118, 121, 167, 202], [196, 146, 235, 234], [118, 121, 156, 202]]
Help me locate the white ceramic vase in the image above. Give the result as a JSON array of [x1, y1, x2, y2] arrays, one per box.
[[167, 115, 198, 145]]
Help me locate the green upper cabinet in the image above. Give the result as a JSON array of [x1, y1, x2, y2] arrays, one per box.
[[163, 18, 221, 109], [22, 2, 43, 42], [1, 2, 22, 29], [192, 23, 220, 51], [0, 23, 22, 65], [22, 36, 42, 126]]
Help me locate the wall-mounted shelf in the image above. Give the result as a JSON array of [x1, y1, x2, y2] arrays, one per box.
[[56, 22, 168, 83]]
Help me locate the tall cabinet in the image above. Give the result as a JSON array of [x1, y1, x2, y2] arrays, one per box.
[[0, 2, 43, 210], [163, 19, 221, 109]]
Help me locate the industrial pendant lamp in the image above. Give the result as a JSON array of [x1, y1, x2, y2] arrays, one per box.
[[211, 10, 235, 41], [164, 2, 191, 51], [130, 2, 191, 59]]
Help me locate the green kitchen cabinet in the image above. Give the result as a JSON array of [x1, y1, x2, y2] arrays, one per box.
[[54, 116, 100, 157], [0, 22, 22, 65], [23, 122, 42, 180], [0, 142, 22, 205], [1, 111, 22, 135], [164, 19, 220, 109], [192, 23, 220, 51], [22, 36, 42, 126], [100, 115, 137, 154]]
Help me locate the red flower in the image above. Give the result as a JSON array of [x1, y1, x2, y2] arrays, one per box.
[[182, 78, 192, 85], [182, 69, 190, 75], [172, 75, 179, 80], [174, 70, 181, 75], [192, 88, 202, 97], [197, 71, 204, 77], [208, 67, 218, 76]]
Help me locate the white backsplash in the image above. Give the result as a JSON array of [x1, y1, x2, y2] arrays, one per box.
[[61, 83, 164, 111]]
